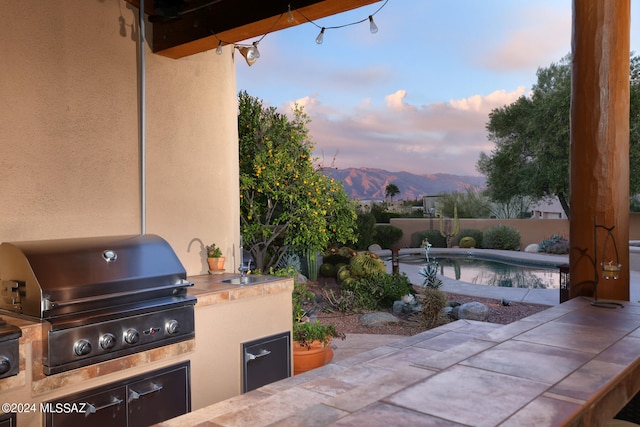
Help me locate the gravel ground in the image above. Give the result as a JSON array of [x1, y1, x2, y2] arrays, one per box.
[[308, 278, 549, 337]]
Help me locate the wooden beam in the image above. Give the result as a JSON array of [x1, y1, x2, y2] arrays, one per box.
[[125, 0, 382, 59]]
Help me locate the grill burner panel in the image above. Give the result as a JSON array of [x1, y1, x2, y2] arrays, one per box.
[[44, 300, 194, 375], [0, 234, 196, 375]]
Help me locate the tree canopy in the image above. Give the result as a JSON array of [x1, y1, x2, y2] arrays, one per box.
[[477, 53, 640, 218], [238, 91, 357, 271], [385, 183, 400, 201]]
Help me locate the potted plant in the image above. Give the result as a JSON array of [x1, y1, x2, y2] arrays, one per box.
[[206, 243, 225, 272], [291, 282, 344, 375]]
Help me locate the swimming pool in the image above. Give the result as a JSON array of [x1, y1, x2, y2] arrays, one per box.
[[398, 254, 561, 289]]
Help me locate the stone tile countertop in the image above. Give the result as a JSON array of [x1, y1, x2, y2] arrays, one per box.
[[158, 297, 640, 427]]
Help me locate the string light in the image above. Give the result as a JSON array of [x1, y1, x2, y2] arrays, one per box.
[[369, 16, 378, 34], [213, 0, 389, 65], [287, 4, 295, 23], [315, 28, 325, 44]]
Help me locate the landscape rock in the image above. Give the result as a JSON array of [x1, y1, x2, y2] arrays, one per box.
[[360, 312, 400, 327], [294, 273, 308, 285], [524, 244, 540, 253], [393, 300, 423, 315], [451, 301, 490, 321], [368, 244, 382, 251]]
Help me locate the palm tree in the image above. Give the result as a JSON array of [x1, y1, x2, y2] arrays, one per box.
[[385, 183, 400, 202]]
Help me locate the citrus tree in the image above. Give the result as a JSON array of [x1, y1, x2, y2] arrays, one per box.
[[238, 91, 357, 271]]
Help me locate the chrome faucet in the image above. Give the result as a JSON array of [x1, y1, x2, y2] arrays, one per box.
[[239, 236, 251, 277]]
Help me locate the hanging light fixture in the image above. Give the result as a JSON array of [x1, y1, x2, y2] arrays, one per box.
[[237, 46, 258, 66], [287, 4, 295, 23], [249, 41, 260, 59], [216, 40, 223, 55], [368, 16, 378, 34], [315, 27, 325, 44]]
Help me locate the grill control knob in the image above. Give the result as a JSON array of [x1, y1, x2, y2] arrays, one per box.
[[100, 333, 117, 350], [74, 339, 92, 356], [0, 356, 10, 375], [124, 328, 140, 345], [165, 320, 179, 335]]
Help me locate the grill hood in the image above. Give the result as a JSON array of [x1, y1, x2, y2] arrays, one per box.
[[0, 234, 191, 319]]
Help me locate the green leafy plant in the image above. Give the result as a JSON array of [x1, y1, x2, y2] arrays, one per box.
[[483, 224, 521, 250], [206, 243, 223, 258], [292, 320, 344, 349], [238, 91, 357, 272], [374, 224, 403, 249], [341, 271, 413, 310]]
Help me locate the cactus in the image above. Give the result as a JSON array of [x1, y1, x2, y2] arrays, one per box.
[[349, 252, 386, 279], [439, 204, 460, 248]]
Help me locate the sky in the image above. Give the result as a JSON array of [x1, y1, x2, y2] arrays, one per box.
[[236, 0, 640, 176]]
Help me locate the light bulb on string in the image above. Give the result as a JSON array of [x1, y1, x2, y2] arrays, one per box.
[[216, 40, 223, 55], [248, 41, 260, 59], [287, 4, 295, 23], [315, 27, 325, 44], [369, 16, 378, 34]]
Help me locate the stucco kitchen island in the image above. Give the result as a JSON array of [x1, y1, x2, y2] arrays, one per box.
[[0, 274, 293, 427], [158, 297, 640, 427]]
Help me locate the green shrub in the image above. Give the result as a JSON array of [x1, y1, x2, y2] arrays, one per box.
[[539, 234, 570, 254], [483, 224, 521, 250], [414, 229, 447, 248], [355, 213, 377, 250], [454, 228, 483, 248], [375, 224, 403, 249], [341, 272, 413, 310]]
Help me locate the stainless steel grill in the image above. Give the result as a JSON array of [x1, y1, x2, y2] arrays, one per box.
[[0, 234, 196, 375]]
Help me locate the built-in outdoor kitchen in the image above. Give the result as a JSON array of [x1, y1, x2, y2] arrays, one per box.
[[0, 235, 293, 426]]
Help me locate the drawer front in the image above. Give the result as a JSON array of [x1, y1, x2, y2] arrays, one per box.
[[46, 385, 126, 427], [127, 363, 190, 427], [243, 331, 291, 392], [44, 362, 190, 427]]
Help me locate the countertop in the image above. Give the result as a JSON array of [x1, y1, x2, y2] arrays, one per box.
[[0, 273, 292, 396], [158, 296, 640, 427]]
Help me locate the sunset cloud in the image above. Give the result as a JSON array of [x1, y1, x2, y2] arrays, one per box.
[[284, 88, 525, 176]]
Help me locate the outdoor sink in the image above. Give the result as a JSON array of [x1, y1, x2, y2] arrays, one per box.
[[221, 275, 278, 285]]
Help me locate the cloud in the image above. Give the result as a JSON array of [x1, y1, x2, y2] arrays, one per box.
[[281, 88, 524, 176], [478, 5, 571, 71], [385, 90, 416, 112]]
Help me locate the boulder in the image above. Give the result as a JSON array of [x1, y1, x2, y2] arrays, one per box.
[[524, 243, 540, 253], [451, 301, 489, 321], [360, 312, 400, 327]]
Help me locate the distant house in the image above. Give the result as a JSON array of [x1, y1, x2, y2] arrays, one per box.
[[530, 198, 567, 219]]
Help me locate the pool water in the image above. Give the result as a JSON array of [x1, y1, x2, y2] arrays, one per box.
[[403, 255, 560, 289]]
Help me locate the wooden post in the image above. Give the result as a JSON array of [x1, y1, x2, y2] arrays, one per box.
[[569, 0, 630, 301]]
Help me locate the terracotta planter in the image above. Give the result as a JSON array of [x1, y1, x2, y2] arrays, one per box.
[[293, 340, 334, 375], [207, 257, 225, 272]]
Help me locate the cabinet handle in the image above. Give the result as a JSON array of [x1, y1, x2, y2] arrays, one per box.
[[245, 349, 271, 363], [128, 382, 163, 401], [85, 396, 124, 415]]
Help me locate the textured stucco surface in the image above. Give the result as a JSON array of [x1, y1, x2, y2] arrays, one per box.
[[0, 0, 240, 275]]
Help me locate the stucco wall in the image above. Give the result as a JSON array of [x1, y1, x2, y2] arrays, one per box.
[[391, 212, 640, 249], [0, 0, 239, 275]]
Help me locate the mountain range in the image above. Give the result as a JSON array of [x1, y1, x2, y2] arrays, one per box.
[[321, 167, 486, 200]]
